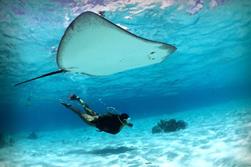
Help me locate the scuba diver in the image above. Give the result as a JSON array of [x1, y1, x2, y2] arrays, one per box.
[[60, 94, 133, 135]]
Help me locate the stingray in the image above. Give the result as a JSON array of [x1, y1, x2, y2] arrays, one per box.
[[15, 11, 176, 86]]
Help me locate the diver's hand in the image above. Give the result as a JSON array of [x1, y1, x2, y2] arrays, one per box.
[[127, 123, 133, 128]]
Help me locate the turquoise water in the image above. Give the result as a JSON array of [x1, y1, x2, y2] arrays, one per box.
[[0, 0, 251, 166]]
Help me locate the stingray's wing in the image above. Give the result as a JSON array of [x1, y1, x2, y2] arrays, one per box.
[[15, 11, 176, 86], [57, 11, 176, 75]]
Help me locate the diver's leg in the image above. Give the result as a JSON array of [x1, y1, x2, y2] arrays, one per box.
[[80, 113, 98, 126], [70, 94, 97, 116], [83, 105, 98, 117], [60, 102, 82, 117]]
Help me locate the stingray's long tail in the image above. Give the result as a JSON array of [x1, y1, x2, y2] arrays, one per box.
[[14, 69, 65, 87]]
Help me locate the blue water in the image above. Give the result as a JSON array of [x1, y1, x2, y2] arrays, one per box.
[[0, 0, 251, 166]]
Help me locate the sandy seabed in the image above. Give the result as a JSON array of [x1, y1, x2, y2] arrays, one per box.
[[1, 99, 251, 167]]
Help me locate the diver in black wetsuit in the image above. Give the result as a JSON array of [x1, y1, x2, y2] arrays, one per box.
[[61, 94, 133, 135]]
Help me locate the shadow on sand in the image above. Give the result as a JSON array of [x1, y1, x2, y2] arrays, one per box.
[[66, 146, 135, 156]]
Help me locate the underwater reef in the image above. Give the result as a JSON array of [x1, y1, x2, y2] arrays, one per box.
[[0, 133, 6, 148], [0, 133, 14, 148], [27, 132, 38, 140], [152, 119, 187, 134]]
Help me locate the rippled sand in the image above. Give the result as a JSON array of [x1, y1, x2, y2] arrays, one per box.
[[1, 99, 251, 167]]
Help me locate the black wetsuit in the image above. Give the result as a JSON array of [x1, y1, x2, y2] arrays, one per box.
[[92, 113, 124, 135]]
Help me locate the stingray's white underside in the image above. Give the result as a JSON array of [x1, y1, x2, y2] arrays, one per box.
[[57, 12, 176, 76]]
